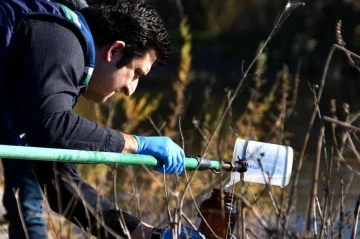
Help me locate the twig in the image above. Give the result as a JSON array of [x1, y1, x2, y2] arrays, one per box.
[[146, 116, 164, 136], [339, 178, 344, 239], [43, 185, 59, 238], [53, 163, 64, 233], [173, 175, 182, 237], [316, 196, 324, 222], [96, 186, 107, 239], [246, 227, 262, 239], [351, 131, 360, 144], [305, 126, 324, 238], [325, 102, 338, 239], [14, 189, 30, 239], [163, 170, 173, 223], [243, 181, 275, 228], [332, 171, 354, 224], [191, 117, 217, 157], [241, 199, 246, 239], [329, 104, 351, 237], [335, 44, 360, 60], [346, 134, 360, 164], [286, 59, 301, 119], [323, 116, 360, 132], [128, 167, 142, 221], [314, 206, 317, 237], [111, 167, 131, 238], [94, 166, 113, 239], [336, 20, 360, 72], [320, 151, 331, 238], [145, 116, 181, 230], [173, 208, 180, 239], [133, 117, 165, 187], [274, 92, 289, 235], [323, 139, 360, 177], [256, 160, 280, 216], [181, 182, 220, 238], [181, 212, 198, 233], [351, 194, 360, 239], [179, 116, 185, 150], [315, 196, 326, 238], [235, 193, 274, 233], [306, 83, 330, 239]]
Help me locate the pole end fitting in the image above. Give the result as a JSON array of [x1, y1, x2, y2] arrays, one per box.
[[235, 157, 248, 173], [222, 158, 248, 173]]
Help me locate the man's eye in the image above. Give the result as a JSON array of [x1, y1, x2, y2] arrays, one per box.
[[136, 72, 143, 78]]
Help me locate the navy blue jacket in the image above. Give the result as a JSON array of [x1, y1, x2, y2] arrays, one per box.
[[0, 0, 95, 87], [0, 0, 125, 152]]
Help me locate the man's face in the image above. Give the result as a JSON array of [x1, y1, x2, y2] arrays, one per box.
[[83, 41, 157, 103]]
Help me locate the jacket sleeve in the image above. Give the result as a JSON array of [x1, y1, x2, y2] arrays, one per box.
[[14, 18, 125, 152]]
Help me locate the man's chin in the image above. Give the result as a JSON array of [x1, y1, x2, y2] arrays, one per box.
[[94, 97, 108, 103], [84, 92, 114, 103], [99, 92, 115, 103]]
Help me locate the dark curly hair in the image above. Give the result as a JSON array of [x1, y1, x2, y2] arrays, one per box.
[[80, 0, 170, 67]]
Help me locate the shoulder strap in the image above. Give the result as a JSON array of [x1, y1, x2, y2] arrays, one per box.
[[58, 4, 95, 87]]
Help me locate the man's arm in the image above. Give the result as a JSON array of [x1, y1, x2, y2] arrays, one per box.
[[12, 18, 127, 152], [121, 133, 138, 153]]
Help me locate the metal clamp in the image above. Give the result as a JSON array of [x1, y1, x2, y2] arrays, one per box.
[[196, 156, 212, 170], [221, 157, 248, 173]]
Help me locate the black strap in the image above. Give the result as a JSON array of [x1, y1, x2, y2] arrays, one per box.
[[151, 227, 163, 239], [241, 139, 249, 160]]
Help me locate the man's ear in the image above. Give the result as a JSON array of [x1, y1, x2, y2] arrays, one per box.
[[105, 41, 126, 62]]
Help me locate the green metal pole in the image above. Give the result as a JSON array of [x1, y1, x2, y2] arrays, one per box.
[[0, 144, 222, 171]]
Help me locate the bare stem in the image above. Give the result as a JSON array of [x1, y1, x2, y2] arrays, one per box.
[[351, 195, 360, 239], [323, 116, 360, 132], [305, 126, 324, 238], [339, 178, 344, 239], [284, 44, 337, 236]]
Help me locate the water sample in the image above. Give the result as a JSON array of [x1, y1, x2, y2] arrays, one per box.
[[225, 138, 294, 190]]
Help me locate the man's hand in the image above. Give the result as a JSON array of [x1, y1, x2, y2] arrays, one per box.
[[133, 136, 185, 174]]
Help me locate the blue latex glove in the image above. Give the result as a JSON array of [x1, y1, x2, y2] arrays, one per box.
[[134, 136, 185, 174], [161, 226, 205, 239]]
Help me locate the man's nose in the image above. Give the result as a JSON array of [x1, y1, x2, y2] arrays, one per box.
[[122, 81, 138, 96], [121, 86, 130, 96]]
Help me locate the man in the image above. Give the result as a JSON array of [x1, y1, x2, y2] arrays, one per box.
[[0, 0, 197, 238]]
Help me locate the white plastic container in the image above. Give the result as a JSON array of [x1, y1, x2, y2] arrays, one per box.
[[226, 138, 294, 188]]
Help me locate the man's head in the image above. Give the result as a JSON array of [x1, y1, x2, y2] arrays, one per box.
[[80, 0, 170, 102]]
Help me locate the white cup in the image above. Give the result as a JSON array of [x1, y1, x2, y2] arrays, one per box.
[[227, 138, 294, 188]]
